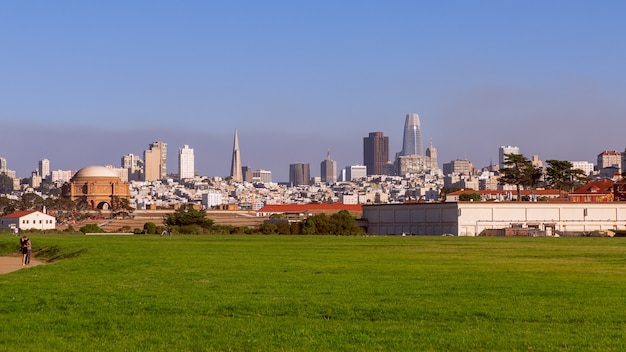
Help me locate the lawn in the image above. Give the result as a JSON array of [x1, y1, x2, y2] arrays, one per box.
[[1, 234, 626, 351]]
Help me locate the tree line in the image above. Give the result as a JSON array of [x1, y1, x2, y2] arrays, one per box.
[[498, 154, 589, 201]]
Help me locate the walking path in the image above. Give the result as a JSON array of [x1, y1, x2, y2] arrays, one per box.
[[0, 256, 46, 274]]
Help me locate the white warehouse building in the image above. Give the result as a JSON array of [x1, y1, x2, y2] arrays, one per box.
[[361, 202, 626, 236]]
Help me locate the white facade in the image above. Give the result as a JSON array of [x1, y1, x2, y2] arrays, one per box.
[[499, 145, 520, 168], [202, 192, 223, 208], [345, 165, 367, 181], [39, 159, 50, 179], [50, 170, 75, 183], [0, 210, 56, 230], [571, 161, 595, 176], [362, 202, 626, 237], [178, 145, 195, 180], [252, 169, 272, 183]]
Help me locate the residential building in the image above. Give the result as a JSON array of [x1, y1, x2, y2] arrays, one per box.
[[178, 145, 195, 180], [499, 145, 520, 168], [202, 192, 224, 208], [569, 180, 614, 202], [571, 161, 595, 176], [121, 154, 144, 181], [597, 150, 621, 173], [50, 170, 75, 183], [38, 159, 50, 179], [396, 154, 430, 176], [345, 165, 367, 181], [443, 159, 473, 176], [144, 141, 167, 181], [363, 131, 389, 176], [30, 171, 42, 189], [252, 169, 272, 183]]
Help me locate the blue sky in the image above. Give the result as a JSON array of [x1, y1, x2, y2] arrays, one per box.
[[2, 1, 626, 181]]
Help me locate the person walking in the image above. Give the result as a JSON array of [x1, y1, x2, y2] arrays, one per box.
[[20, 235, 31, 265]]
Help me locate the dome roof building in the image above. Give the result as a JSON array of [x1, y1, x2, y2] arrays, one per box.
[[62, 165, 131, 210]]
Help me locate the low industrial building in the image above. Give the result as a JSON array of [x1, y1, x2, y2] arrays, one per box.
[[361, 202, 626, 236]]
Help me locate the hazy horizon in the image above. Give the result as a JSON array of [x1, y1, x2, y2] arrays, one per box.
[[2, 1, 625, 181]]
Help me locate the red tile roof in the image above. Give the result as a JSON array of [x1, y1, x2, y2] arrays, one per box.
[[448, 189, 565, 196], [571, 180, 614, 195], [1, 210, 38, 219], [257, 203, 362, 213]]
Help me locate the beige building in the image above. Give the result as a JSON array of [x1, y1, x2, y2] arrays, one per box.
[[144, 141, 167, 181], [62, 165, 130, 210]]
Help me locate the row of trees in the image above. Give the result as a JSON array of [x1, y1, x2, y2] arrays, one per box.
[[498, 154, 589, 201], [156, 207, 364, 236]]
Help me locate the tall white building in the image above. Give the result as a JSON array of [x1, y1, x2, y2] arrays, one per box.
[[50, 170, 75, 183], [202, 192, 223, 208], [38, 159, 50, 179], [499, 146, 521, 168], [345, 165, 367, 181], [178, 145, 195, 180], [0, 157, 7, 174], [571, 161, 594, 176]]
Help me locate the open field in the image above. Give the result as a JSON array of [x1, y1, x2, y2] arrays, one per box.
[[68, 210, 268, 232], [1, 235, 626, 351]]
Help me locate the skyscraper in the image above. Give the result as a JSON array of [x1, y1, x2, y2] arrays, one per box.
[[144, 141, 167, 181], [289, 163, 310, 186], [401, 113, 423, 156], [499, 145, 520, 168], [363, 131, 389, 176], [0, 157, 6, 174], [320, 149, 337, 184], [426, 141, 438, 170], [178, 145, 195, 179], [230, 129, 243, 182], [38, 159, 50, 179]]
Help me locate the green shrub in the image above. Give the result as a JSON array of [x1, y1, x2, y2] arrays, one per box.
[[79, 223, 104, 234], [143, 222, 157, 234]]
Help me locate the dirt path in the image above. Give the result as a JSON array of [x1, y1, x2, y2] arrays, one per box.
[[0, 256, 46, 274]]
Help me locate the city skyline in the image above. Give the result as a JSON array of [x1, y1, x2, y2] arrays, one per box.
[[2, 2, 626, 180]]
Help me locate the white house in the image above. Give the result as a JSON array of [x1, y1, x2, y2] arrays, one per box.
[[0, 210, 56, 231]]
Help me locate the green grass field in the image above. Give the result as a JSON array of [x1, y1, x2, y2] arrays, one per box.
[[1, 234, 626, 351]]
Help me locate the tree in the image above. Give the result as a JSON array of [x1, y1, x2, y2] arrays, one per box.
[[459, 192, 481, 202], [163, 206, 214, 229], [19, 193, 45, 211], [498, 153, 542, 201], [0, 196, 17, 216], [80, 223, 104, 234], [545, 160, 588, 192], [0, 174, 14, 194], [110, 196, 134, 218], [143, 222, 157, 234]]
